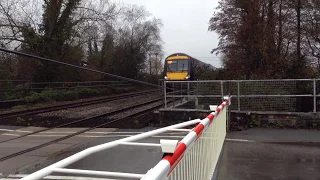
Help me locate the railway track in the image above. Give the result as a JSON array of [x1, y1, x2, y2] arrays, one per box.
[[0, 91, 161, 143], [0, 97, 174, 162], [0, 90, 158, 120]]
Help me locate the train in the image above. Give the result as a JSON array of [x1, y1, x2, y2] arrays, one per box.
[[163, 53, 213, 81]]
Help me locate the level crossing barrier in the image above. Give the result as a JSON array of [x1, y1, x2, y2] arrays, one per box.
[[142, 97, 229, 180], [21, 96, 231, 180]]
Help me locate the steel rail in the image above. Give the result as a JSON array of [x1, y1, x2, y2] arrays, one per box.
[[21, 113, 199, 180], [0, 90, 158, 120], [0, 97, 173, 162], [0, 93, 162, 144]]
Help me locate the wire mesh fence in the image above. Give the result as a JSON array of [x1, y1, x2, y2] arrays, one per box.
[[163, 79, 320, 113], [0, 80, 133, 101]]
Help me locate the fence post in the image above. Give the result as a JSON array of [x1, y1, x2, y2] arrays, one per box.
[[221, 81, 224, 101], [28, 81, 32, 96], [237, 80, 240, 111], [164, 81, 167, 108], [158, 79, 161, 93], [187, 81, 190, 96], [181, 82, 183, 103], [314, 79, 316, 113], [172, 82, 175, 107], [224, 96, 231, 132]]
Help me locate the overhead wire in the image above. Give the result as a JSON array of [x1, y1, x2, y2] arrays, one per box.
[[0, 47, 162, 88]]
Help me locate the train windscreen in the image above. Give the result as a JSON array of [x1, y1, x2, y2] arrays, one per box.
[[167, 60, 188, 72]]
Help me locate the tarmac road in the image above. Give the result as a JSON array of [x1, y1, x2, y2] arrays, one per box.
[[4, 127, 320, 180], [66, 128, 320, 180], [217, 128, 320, 180]]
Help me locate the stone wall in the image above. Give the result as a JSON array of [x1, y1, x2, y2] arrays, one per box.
[[157, 109, 320, 130]]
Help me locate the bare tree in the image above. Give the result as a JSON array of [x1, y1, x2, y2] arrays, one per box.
[[0, 0, 119, 81], [209, 0, 316, 79]]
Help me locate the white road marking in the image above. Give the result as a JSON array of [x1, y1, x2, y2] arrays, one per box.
[[225, 138, 255, 142], [0, 129, 32, 133], [0, 174, 119, 180], [108, 131, 188, 135], [81, 135, 185, 138], [1, 133, 20, 137], [39, 131, 187, 135], [1, 130, 252, 142], [15, 130, 33, 133], [0, 129, 14, 132], [168, 129, 192, 132], [0, 133, 185, 139], [0, 130, 188, 138], [28, 134, 66, 137], [0, 128, 188, 134], [29, 134, 185, 138]]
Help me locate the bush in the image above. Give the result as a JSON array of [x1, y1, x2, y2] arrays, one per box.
[[0, 82, 29, 101], [24, 88, 99, 104], [77, 88, 98, 98], [25, 92, 47, 103]]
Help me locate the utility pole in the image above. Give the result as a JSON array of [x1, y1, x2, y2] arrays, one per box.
[[149, 53, 152, 75], [155, 53, 158, 75], [296, 0, 301, 77]]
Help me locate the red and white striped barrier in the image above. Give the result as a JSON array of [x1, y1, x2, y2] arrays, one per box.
[[142, 97, 230, 180], [21, 97, 230, 180]]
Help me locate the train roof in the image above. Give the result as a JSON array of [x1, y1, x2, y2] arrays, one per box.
[[165, 53, 193, 59], [166, 53, 215, 69]]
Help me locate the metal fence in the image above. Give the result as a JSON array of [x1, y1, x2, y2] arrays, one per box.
[[162, 79, 320, 113], [0, 80, 131, 91], [0, 80, 132, 101]]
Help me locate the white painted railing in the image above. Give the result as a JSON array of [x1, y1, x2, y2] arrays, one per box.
[[141, 97, 230, 180], [21, 97, 230, 180]]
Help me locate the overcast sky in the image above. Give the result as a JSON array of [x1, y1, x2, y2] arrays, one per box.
[[117, 0, 221, 67]]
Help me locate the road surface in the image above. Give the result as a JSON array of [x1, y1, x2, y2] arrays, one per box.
[[1, 127, 320, 179]]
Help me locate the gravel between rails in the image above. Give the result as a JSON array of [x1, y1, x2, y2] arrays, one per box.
[[108, 99, 165, 119], [107, 98, 178, 129], [0, 88, 152, 114], [0, 95, 116, 114], [36, 93, 161, 119]]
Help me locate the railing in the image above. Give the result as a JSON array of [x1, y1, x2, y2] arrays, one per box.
[[142, 97, 229, 180], [162, 79, 320, 113], [0, 80, 133, 101], [0, 80, 131, 92], [20, 97, 231, 180]]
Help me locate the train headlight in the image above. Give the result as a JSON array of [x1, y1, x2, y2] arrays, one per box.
[[164, 76, 168, 80], [186, 75, 190, 80]]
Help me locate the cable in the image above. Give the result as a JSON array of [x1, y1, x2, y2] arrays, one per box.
[[195, 57, 221, 59], [0, 47, 161, 88]]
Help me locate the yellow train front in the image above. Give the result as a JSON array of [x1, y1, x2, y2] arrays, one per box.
[[164, 53, 205, 81]]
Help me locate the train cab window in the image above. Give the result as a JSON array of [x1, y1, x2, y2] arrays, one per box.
[[177, 60, 188, 71], [167, 60, 188, 72], [167, 60, 177, 72]]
